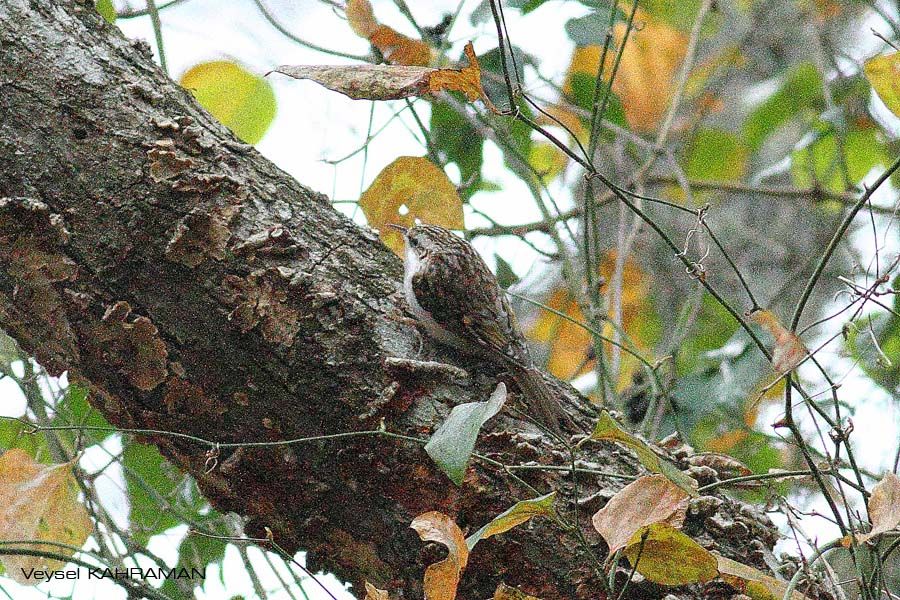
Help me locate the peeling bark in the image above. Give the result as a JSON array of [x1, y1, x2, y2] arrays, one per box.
[[0, 2, 787, 598]]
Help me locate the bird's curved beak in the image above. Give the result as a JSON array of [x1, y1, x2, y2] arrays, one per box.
[[386, 223, 408, 235]]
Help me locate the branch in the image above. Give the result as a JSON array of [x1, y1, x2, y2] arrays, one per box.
[[0, 3, 796, 597]]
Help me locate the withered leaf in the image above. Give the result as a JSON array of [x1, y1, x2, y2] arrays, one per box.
[[270, 42, 498, 112], [0, 449, 93, 585], [411, 511, 469, 600], [592, 474, 690, 554]]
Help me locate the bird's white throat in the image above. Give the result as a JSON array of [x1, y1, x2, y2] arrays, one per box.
[[401, 243, 428, 321]]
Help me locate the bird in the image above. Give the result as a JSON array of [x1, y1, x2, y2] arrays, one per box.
[[389, 223, 576, 437]]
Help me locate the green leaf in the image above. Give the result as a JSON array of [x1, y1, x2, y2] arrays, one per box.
[[640, 0, 703, 30], [684, 129, 749, 182], [528, 142, 567, 182], [673, 331, 763, 424], [567, 73, 627, 128], [124, 442, 186, 543], [791, 125, 842, 192], [743, 63, 824, 151], [675, 294, 739, 375], [53, 385, 113, 443], [567, 72, 597, 113], [476, 48, 536, 173], [791, 126, 888, 193], [430, 102, 483, 198], [95, 0, 116, 23], [672, 328, 787, 495], [494, 254, 519, 290], [520, 0, 550, 12], [466, 491, 556, 550], [180, 61, 276, 144], [0, 331, 23, 367], [162, 520, 228, 596], [500, 107, 535, 174], [843, 128, 890, 183], [477, 47, 533, 109], [0, 418, 50, 461], [589, 411, 698, 495], [425, 383, 507, 485]]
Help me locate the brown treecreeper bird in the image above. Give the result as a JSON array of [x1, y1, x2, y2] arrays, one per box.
[[389, 223, 575, 436]]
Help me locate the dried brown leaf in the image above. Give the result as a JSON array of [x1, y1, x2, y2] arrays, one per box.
[[750, 309, 808, 373], [592, 474, 691, 554], [493, 582, 541, 599], [370, 25, 432, 66], [856, 472, 900, 544], [0, 449, 93, 585], [346, 0, 379, 38], [271, 43, 497, 111], [410, 511, 469, 600], [364, 582, 391, 600]]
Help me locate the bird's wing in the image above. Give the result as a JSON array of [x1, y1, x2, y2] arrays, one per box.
[[412, 246, 530, 366]]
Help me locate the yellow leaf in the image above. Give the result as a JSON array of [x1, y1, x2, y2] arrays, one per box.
[[745, 372, 787, 427], [364, 582, 392, 600], [528, 288, 592, 381], [864, 52, 900, 118], [749, 309, 809, 373], [565, 11, 687, 131], [0, 449, 93, 585], [527, 251, 650, 385], [856, 472, 900, 543], [813, 0, 843, 20], [716, 554, 809, 600], [592, 474, 690, 553], [590, 412, 698, 495], [493, 582, 542, 599], [703, 427, 748, 453], [535, 104, 586, 141], [531, 103, 587, 173], [271, 43, 497, 112], [359, 156, 464, 255], [528, 142, 569, 182], [410, 512, 469, 600], [466, 492, 556, 550], [180, 61, 276, 144], [622, 523, 718, 586], [346, 0, 379, 38]]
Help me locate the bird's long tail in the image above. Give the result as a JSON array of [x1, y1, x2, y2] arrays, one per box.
[[510, 366, 579, 437]]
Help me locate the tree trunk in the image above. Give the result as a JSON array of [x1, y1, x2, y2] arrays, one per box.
[[0, 1, 783, 598]]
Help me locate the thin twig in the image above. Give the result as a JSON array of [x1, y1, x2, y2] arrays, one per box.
[[251, 0, 370, 62], [145, 0, 168, 74]]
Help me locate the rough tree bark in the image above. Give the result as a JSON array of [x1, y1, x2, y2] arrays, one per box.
[[0, 1, 786, 598]]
